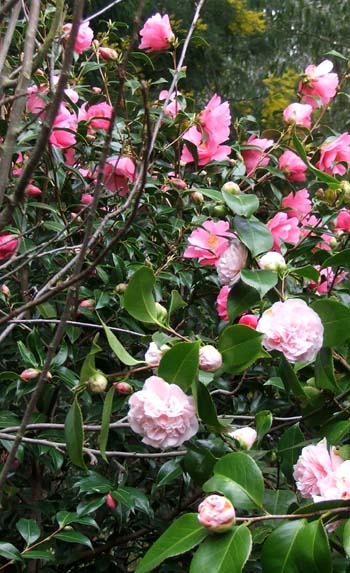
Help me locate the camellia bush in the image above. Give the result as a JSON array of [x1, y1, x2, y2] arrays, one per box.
[[1, 0, 350, 571]]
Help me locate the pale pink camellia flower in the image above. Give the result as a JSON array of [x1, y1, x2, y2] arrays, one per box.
[[229, 427, 257, 450], [309, 265, 347, 295], [241, 135, 274, 176], [216, 238, 248, 286], [283, 102, 313, 128], [49, 105, 77, 148], [316, 460, 350, 502], [144, 342, 170, 367], [63, 21, 94, 55], [78, 102, 113, 131], [0, 233, 19, 261], [52, 75, 79, 104], [238, 314, 258, 329], [259, 251, 286, 272], [128, 376, 198, 449], [26, 183, 42, 197], [139, 13, 174, 53], [184, 220, 235, 266], [267, 212, 300, 252], [257, 298, 324, 363], [199, 345, 222, 372], [317, 132, 350, 176], [282, 189, 312, 220], [216, 285, 230, 321], [335, 209, 350, 232], [158, 90, 182, 118], [293, 438, 343, 499], [299, 60, 339, 109], [103, 156, 136, 196], [278, 150, 307, 182], [198, 495, 236, 532]]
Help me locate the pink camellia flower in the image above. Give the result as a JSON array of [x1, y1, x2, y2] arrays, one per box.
[[26, 84, 47, 115], [128, 376, 198, 449], [293, 438, 343, 499], [144, 342, 170, 367], [198, 495, 236, 532], [81, 193, 94, 205], [257, 298, 324, 363], [103, 156, 136, 195], [282, 189, 312, 221], [259, 251, 286, 271], [181, 126, 232, 165], [200, 94, 231, 144], [184, 220, 235, 266], [216, 239, 248, 285], [283, 102, 313, 128], [216, 285, 230, 321], [78, 102, 113, 131], [199, 345, 222, 372], [26, 183, 42, 197], [335, 209, 350, 232], [158, 90, 182, 118], [316, 460, 350, 502], [241, 135, 274, 176], [299, 60, 339, 109], [267, 212, 300, 252], [309, 265, 347, 294], [49, 105, 77, 148], [317, 132, 350, 176], [0, 233, 19, 261], [139, 13, 174, 53], [278, 150, 307, 182], [228, 427, 257, 450], [63, 21, 94, 55], [238, 314, 258, 329]]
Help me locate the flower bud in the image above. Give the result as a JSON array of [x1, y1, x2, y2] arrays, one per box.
[[113, 381, 133, 394], [26, 183, 42, 197], [228, 427, 257, 450], [190, 191, 204, 205], [115, 283, 128, 294], [81, 193, 94, 205], [20, 368, 41, 381], [144, 342, 170, 367], [198, 495, 236, 532], [212, 204, 227, 217], [329, 236, 338, 248], [221, 181, 241, 195], [1, 284, 10, 297], [155, 303, 168, 324], [78, 298, 95, 312], [99, 47, 118, 60], [105, 493, 118, 510], [340, 181, 350, 195], [258, 251, 286, 272], [92, 86, 102, 94], [87, 372, 108, 394], [324, 188, 338, 205], [238, 314, 258, 329], [199, 345, 222, 372]]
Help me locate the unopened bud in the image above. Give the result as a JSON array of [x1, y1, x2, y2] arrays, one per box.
[[238, 314, 258, 329], [87, 372, 108, 394], [0, 284, 10, 297], [99, 47, 118, 60], [340, 181, 350, 195], [190, 191, 204, 205], [258, 251, 286, 272], [212, 204, 227, 217], [20, 368, 41, 381], [113, 381, 133, 394], [228, 427, 257, 450], [329, 236, 338, 248], [198, 495, 236, 532], [324, 188, 338, 205], [79, 299, 95, 312], [221, 181, 241, 195], [315, 188, 325, 200], [115, 283, 128, 294], [106, 493, 118, 510], [155, 302, 168, 324], [199, 345, 222, 372], [92, 86, 102, 94]]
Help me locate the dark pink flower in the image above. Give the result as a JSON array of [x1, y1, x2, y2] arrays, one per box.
[[299, 60, 339, 109], [79, 102, 113, 131], [184, 220, 234, 266], [309, 265, 347, 294], [335, 209, 350, 232], [49, 105, 77, 148], [283, 103, 313, 128], [317, 132, 350, 176], [238, 314, 258, 329], [103, 156, 136, 195], [26, 183, 42, 197], [267, 212, 300, 252], [0, 233, 19, 260], [278, 150, 307, 182], [282, 189, 312, 220], [200, 94, 231, 144], [139, 13, 174, 53], [63, 21, 94, 55], [216, 285, 230, 321], [241, 135, 274, 176]]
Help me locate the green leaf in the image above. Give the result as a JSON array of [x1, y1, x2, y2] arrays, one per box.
[[195, 188, 223, 201], [279, 355, 306, 398], [255, 410, 273, 440], [64, 398, 86, 470], [203, 452, 265, 510], [234, 215, 273, 256], [293, 130, 339, 187], [343, 519, 350, 558], [196, 382, 224, 431], [219, 325, 266, 374], [190, 525, 252, 573], [112, 486, 151, 514], [75, 471, 112, 494], [182, 443, 216, 485], [222, 190, 259, 217], [227, 280, 260, 322], [290, 265, 320, 282], [158, 341, 200, 391], [102, 321, 143, 366], [323, 420, 350, 445], [55, 530, 92, 549], [263, 490, 296, 516], [240, 269, 278, 298], [16, 518, 40, 545], [261, 520, 305, 572], [155, 459, 183, 489], [322, 249, 350, 269], [0, 542, 22, 561], [315, 348, 337, 390], [77, 496, 106, 516], [17, 341, 39, 368], [277, 424, 305, 480], [99, 386, 115, 461], [169, 290, 187, 318], [135, 514, 208, 573], [124, 266, 159, 323], [23, 549, 55, 561], [80, 336, 102, 383], [312, 299, 350, 347], [293, 519, 332, 573]]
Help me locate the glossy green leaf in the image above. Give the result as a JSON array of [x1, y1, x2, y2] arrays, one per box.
[[75, 471, 112, 494], [112, 486, 150, 514], [23, 549, 55, 561], [219, 325, 266, 374], [182, 443, 216, 485], [222, 190, 259, 217], [102, 321, 143, 366], [0, 542, 22, 561], [196, 381, 224, 431], [155, 459, 183, 489], [227, 280, 260, 322], [241, 269, 278, 298], [343, 519, 350, 558], [80, 336, 101, 383], [190, 525, 252, 573], [261, 520, 305, 572], [169, 290, 187, 317], [315, 348, 337, 390], [290, 265, 320, 282], [234, 215, 273, 256], [99, 386, 115, 461], [55, 530, 92, 548], [255, 410, 273, 440], [135, 513, 208, 573], [312, 299, 350, 347], [158, 341, 200, 391], [323, 420, 350, 445], [203, 452, 264, 510], [124, 266, 159, 323], [277, 424, 305, 480], [278, 355, 306, 398], [293, 131, 339, 187], [263, 490, 296, 516], [64, 398, 86, 470], [293, 519, 332, 573], [17, 341, 39, 368], [322, 249, 350, 269], [16, 518, 40, 545], [77, 496, 106, 516]]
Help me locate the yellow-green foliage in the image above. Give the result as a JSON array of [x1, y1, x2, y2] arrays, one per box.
[[227, 0, 266, 36], [261, 69, 300, 127]]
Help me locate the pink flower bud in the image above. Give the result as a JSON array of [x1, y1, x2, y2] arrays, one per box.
[[238, 314, 258, 329], [92, 86, 102, 94], [26, 183, 42, 197], [1, 284, 10, 297], [99, 47, 118, 60], [78, 299, 95, 312], [199, 345, 222, 372], [198, 495, 236, 532], [87, 372, 108, 394], [229, 427, 257, 450], [105, 493, 118, 510], [113, 381, 133, 394], [258, 251, 286, 272], [0, 233, 19, 261], [20, 368, 41, 381]]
